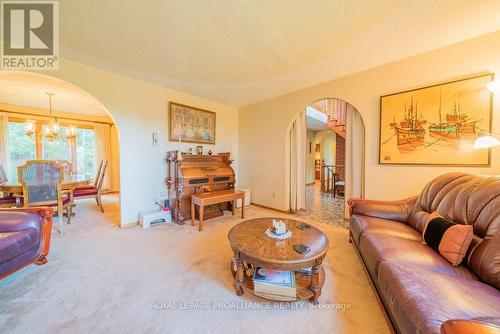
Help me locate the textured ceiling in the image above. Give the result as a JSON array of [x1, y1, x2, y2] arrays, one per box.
[[57, 0, 500, 107], [60, 0, 399, 83], [0, 72, 108, 116]]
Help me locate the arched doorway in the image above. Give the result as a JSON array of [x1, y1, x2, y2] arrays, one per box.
[[0, 71, 121, 225], [287, 97, 365, 226]]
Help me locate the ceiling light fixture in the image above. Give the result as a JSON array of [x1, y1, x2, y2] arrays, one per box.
[[24, 120, 35, 137], [25, 93, 77, 142], [43, 93, 62, 143]]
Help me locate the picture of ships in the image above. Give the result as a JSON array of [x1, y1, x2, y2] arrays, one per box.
[[390, 98, 426, 146], [445, 101, 478, 134], [388, 95, 480, 149], [428, 94, 460, 140], [380, 74, 491, 165]]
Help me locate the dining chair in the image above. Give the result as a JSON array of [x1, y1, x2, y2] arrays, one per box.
[[0, 164, 17, 207], [76, 159, 103, 191], [18, 160, 73, 233], [54, 160, 73, 175], [333, 173, 345, 198], [72, 160, 108, 212]]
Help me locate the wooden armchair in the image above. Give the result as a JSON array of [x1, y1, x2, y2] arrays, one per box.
[[18, 160, 73, 234], [0, 207, 53, 280]]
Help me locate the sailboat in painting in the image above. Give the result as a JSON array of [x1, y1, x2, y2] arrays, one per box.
[[392, 98, 426, 146], [429, 94, 460, 140], [445, 101, 478, 134]]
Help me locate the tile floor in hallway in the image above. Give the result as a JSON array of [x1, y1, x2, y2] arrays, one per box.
[[294, 182, 347, 228]]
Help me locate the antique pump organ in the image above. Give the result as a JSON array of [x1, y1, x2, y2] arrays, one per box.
[[166, 151, 235, 224]]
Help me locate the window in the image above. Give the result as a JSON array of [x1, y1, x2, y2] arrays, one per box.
[[76, 128, 96, 179], [42, 125, 71, 161], [8, 122, 36, 182], [8, 120, 97, 180]]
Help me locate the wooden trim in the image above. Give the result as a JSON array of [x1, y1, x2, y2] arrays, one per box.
[[120, 221, 138, 229], [250, 202, 290, 214], [70, 136, 77, 173], [35, 122, 43, 158], [168, 101, 216, 144], [306, 182, 315, 186], [8, 116, 95, 129], [2, 109, 114, 125]]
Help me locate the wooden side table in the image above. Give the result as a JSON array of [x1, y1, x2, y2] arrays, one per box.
[[228, 218, 329, 304], [191, 190, 245, 231]]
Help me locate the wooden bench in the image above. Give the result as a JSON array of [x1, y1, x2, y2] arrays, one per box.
[[191, 190, 245, 231]]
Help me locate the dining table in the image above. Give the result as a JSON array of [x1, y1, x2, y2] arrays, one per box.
[[0, 174, 92, 193]]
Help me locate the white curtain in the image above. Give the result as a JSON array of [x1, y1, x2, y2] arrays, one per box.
[[0, 112, 11, 180], [289, 111, 307, 212], [345, 104, 365, 218], [95, 123, 112, 190]]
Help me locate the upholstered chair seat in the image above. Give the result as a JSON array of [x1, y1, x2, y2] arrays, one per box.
[[73, 188, 98, 197]]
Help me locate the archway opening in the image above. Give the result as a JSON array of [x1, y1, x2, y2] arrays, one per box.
[[0, 71, 121, 227], [287, 97, 365, 227]]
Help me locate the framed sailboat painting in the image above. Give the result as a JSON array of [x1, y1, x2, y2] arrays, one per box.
[[379, 73, 493, 166]]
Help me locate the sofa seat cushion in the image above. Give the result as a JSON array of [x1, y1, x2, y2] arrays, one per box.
[[350, 214, 421, 246], [0, 229, 39, 264], [359, 232, 476, 282], [378, 261, 500, 334]]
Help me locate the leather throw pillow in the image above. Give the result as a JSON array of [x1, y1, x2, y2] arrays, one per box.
[[422, 212, 473, 266]]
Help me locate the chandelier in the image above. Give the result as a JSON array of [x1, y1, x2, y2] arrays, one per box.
[[24, 93, 77, 142]]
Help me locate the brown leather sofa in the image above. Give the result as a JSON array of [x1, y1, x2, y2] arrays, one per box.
[[0, 207, 53, 280], [348, 173, 500, 334]]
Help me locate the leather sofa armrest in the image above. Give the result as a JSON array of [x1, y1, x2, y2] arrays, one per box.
[[348, 196, 417, 223], [441, 318, 500, 334], [0, 207, 53, 264]]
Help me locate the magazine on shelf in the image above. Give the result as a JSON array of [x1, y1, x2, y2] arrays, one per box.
[[252, 267, 294, 286], [252, 267, 296, 297]]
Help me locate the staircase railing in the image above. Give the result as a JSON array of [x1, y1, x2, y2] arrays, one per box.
[[320, 164, 345, 193]]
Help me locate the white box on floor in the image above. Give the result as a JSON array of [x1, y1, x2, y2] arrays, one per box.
[[140, 210, 172, 229], [236, 188, 251, 208]]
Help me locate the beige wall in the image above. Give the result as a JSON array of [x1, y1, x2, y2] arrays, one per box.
[[239, 30, 500, 211], [42, 58, 238, 226], [318, 131, 336, 166]]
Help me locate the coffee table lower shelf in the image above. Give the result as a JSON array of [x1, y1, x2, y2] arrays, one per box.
[[231, 264, 325, 302]]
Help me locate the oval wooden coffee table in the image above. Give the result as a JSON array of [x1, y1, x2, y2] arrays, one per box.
[[228, 217, 329, 304]]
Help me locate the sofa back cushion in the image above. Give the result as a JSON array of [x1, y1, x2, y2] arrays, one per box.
[[408, 173, 500, 288]]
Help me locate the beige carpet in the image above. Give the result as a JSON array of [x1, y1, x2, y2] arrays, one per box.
[[0, 195, 390, 334]]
